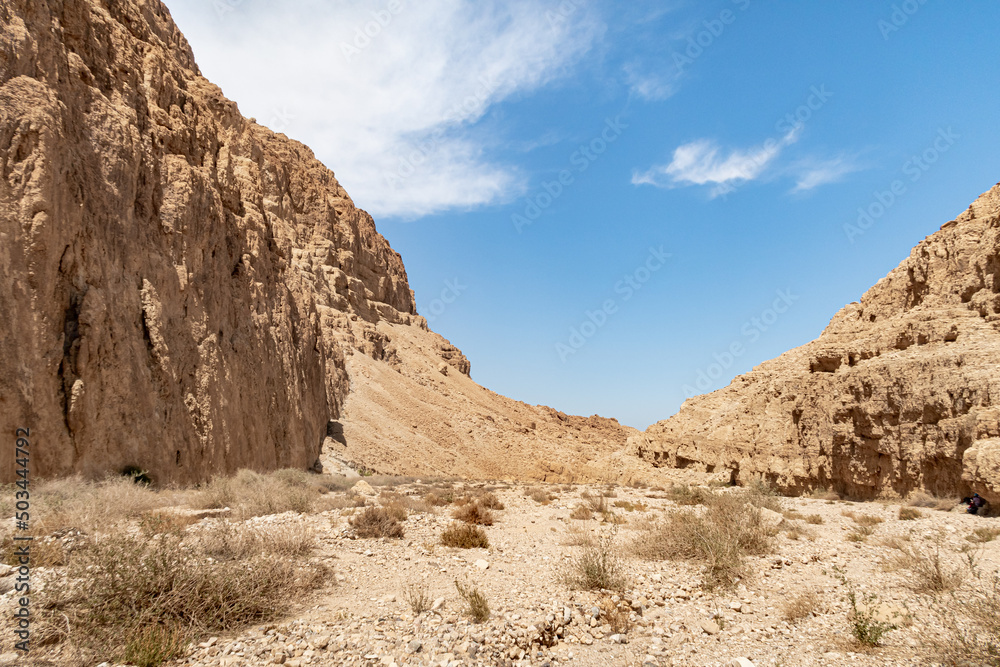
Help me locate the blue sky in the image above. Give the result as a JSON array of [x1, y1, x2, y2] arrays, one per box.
[[168, 0, 1000, 429]]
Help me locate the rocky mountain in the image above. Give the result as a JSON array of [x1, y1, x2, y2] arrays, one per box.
[[0, 0, 639, 484], [634, 184, 1000, 502]]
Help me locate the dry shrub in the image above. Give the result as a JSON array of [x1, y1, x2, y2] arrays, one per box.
[[968, 527, 1000, 543], [805, 514, 824, 524], [39, 527, 324, 664], [930, 573, 1000, 665], [782, 509, 806, 521], [350, 506, 405, 538], [907, 490, 955, 511], [478, 492, 505, 510], [899, 506, 922, 521], [197, 520, 315, 560], [808, 487, 841, 501], [784, 527, 813, 541], [26, 476, 172, 535], [525, 487, 553, 504], [843, 510, 884, 527], [613, 500, 648, 512], [665, 484, 709, 506], [138, 510, 200, 536], [784, 590, 822, 623], [195, 469, 318, 519], [891, 539, 968, 594], [314, 493, 367, 512], [405, 582, 431, 615], [599, 595, 633, 634], [631, 491, 774, 590], [1, 533, 68, 567], [455, 580, 490, 623], [570, 505, 594, 520], [562, 526, 595, 547], [423, 492, 452, 506], [452, 502, 495, 526], [565, 531, 628, 591], [441, 523, 489, 549]]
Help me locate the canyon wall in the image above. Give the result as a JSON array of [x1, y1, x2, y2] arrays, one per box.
[[636, 184, 1000, 501]]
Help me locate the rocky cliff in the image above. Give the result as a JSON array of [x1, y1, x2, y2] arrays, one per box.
[[0, 0, 639, 484], [635, 184, 1000, 502]]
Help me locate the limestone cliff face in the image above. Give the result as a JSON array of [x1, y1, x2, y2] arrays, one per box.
[[636, 184, 1000, 501], [0, 0, 637, 484]]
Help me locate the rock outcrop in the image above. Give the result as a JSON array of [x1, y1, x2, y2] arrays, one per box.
[[0, 0, 638, 484], [636, 184, 1000, 502]]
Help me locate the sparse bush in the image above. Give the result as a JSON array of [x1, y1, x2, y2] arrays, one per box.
[[631, 490, 774, 590], [930, 573, 1000, 665], [197, 520, 315, 560], [613, 500, 648, 512], [570, 505, 594, 520], [562, 526, 595, 547], [565, 531, 628, 591], [967, 527, 1000, 544], [405, 583, 431, 615], [805, 514, 824, 524], [899, 506, 922, 520], [891, 539, 968, 594], [665, 484, 709, 506], [455, 580, 490, 623], [424, 491, 455, 506], [196, 469, 317, 519], [907, 490, 955, 511], [784, 590, 821, 623], [39, 527, 323, 664], [478, 492, 505, 510], [452, 502, 495, 526], [350, 506, 405, 538], [847, 589, 899, 647], [441, 523, 489, 549], [808, 487, 841, 501], [526, 487, 553, 504]]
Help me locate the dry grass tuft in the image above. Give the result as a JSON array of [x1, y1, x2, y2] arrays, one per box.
[[631, 490, 773, 590], [195, 469, 318, 519], [664, 484, 710, 506], [805, 514, 824, 524], [349, 506, 405, 538], [478, 492, 505, 510], [907, 490, 955, 511], [783, 590, 822, 623], [455, 580, 490, 623], [197, 520, 315, 560], [405, 582, 431, 615], [565, 531, 628, 591], [570, 505, 594, 520], [898, 506, 922, 521], [441, 523, 490, 549], [929, 573, 1000, 665], [525, 487, 553, 504], [967, 526, 1000, 543]]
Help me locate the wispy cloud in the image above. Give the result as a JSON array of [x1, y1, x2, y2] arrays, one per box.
[[790, 155, 865, 192], [623, 61, 676, 101], [632, 127, 801, 197], [168, 0, 604, 219]]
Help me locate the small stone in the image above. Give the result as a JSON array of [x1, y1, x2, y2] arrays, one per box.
[[699, 620, 720, 635], [474, 559, 489, 571], [610, 633, 627, 644], [431, 597, 446, 611], [728, 659, 756, 667], [352, 480, 376, 496], [729, 601, 744, 612], [407, 640, 423, 653]]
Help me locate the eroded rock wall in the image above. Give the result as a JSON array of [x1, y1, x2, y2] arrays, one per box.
[[637, 184, 1000, 502]]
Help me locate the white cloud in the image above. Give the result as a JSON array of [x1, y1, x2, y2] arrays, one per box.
[[790, 155, 864, 192], [167, 0, 604, 219], [632, 127, 800, 197], [623, 61, 676, 101]]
